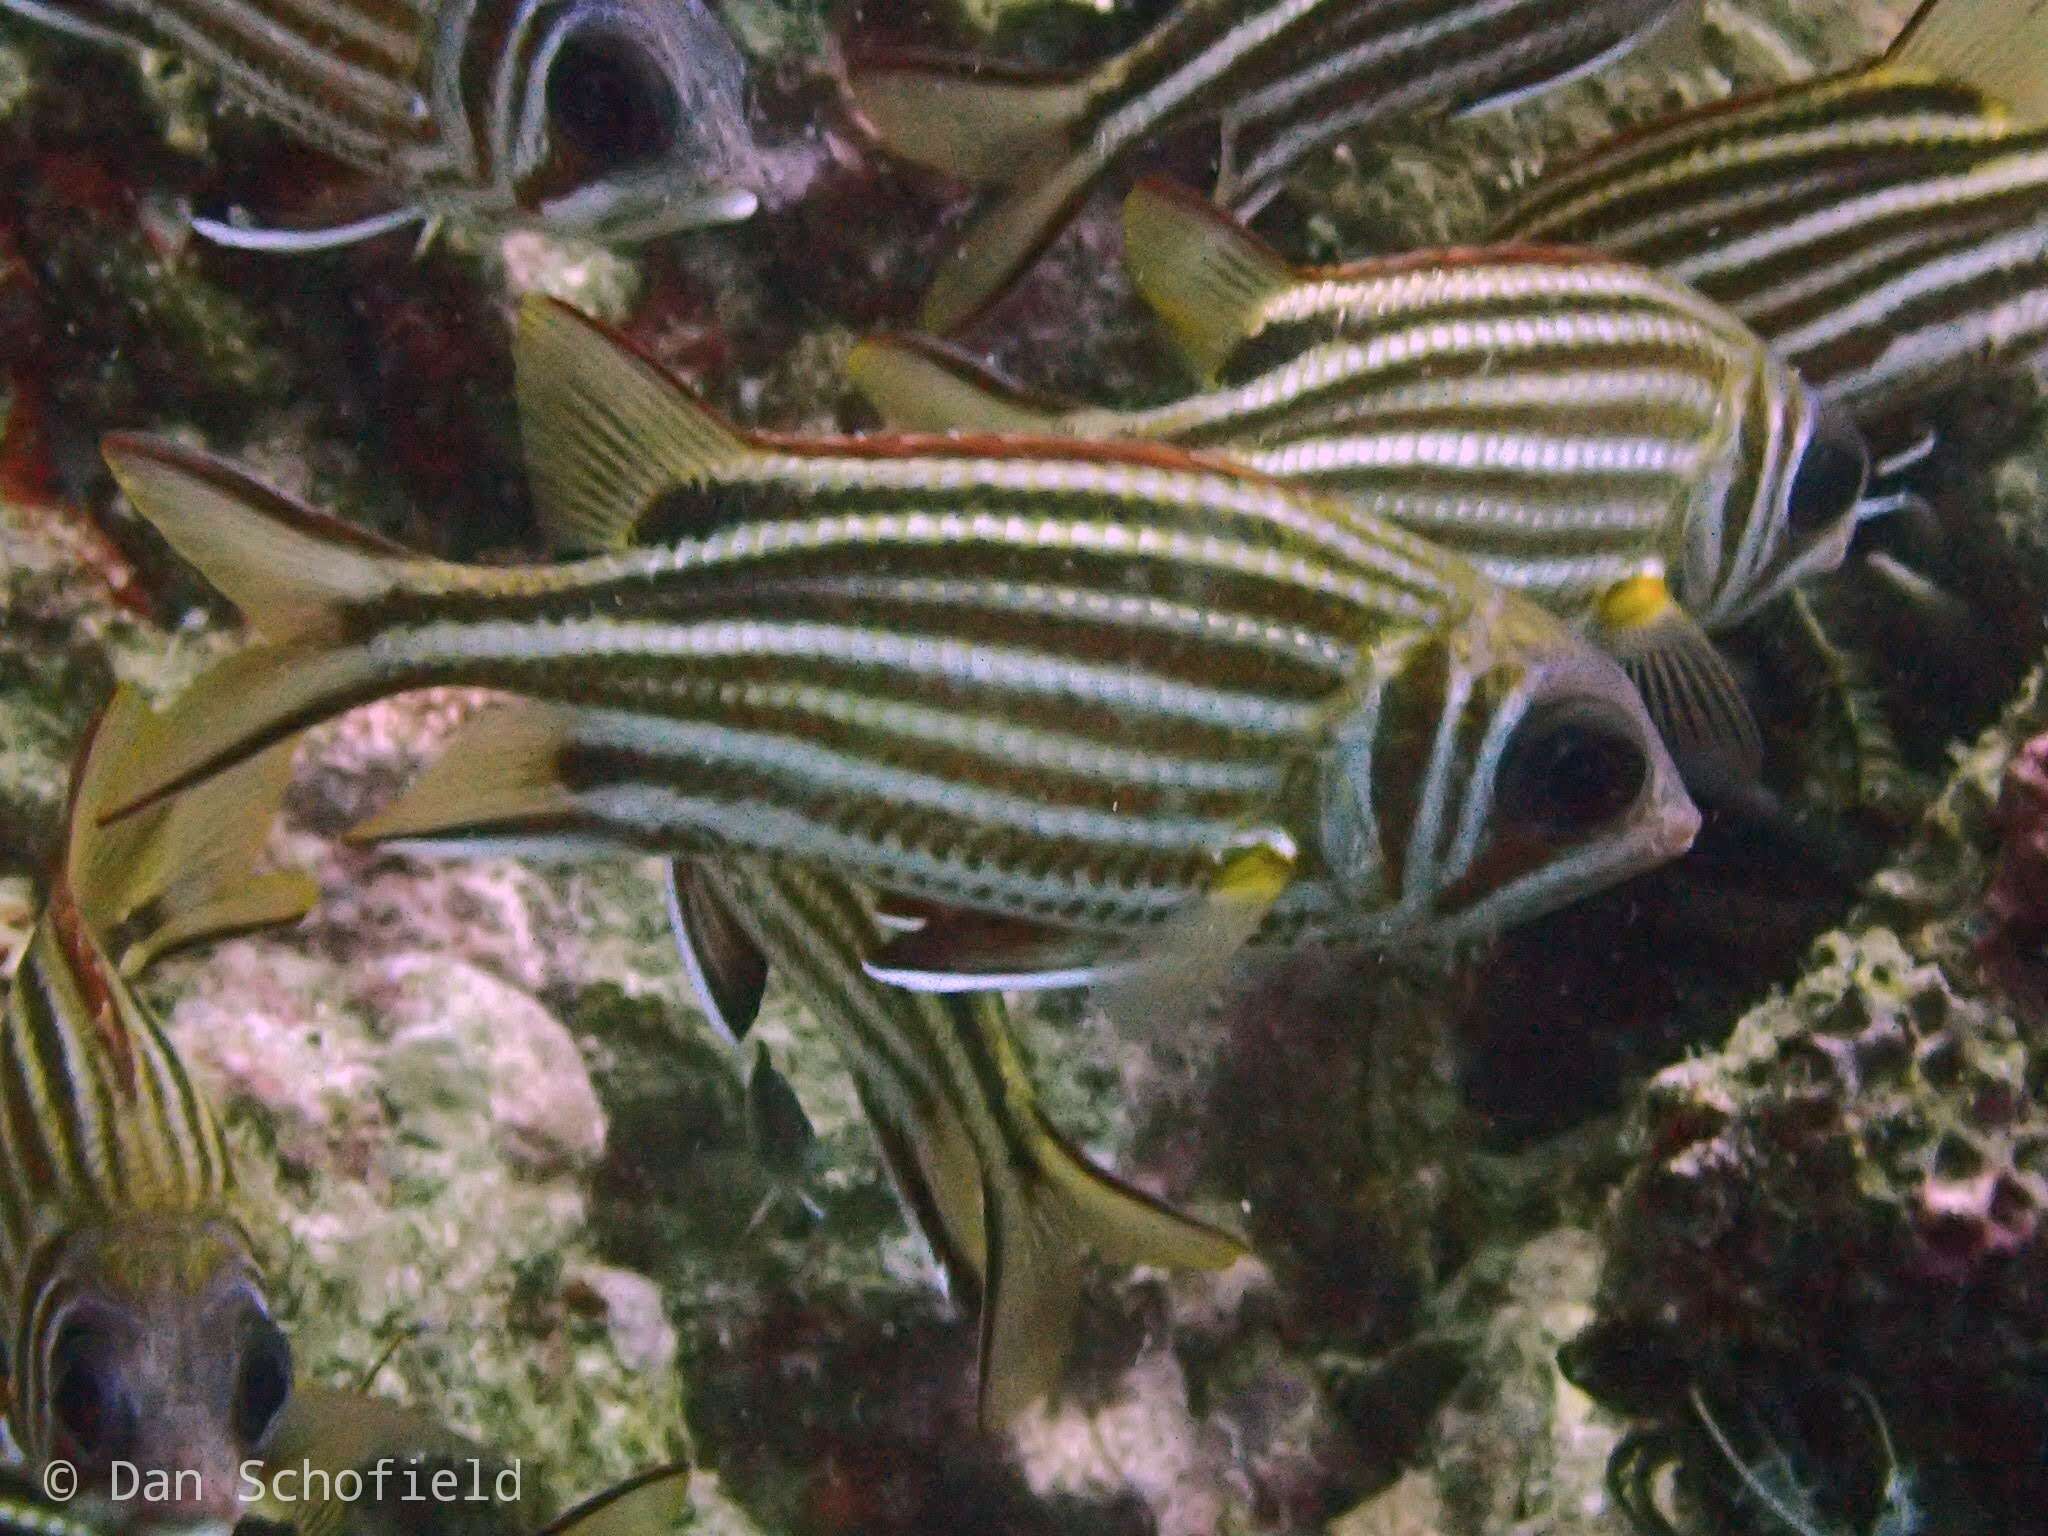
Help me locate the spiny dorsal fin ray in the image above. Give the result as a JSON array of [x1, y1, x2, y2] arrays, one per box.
[[1888, 0, 2048, 120], [1122, 178, 1295, 383], [847, 334, 1074, 434], [514, 297, 755, 553]]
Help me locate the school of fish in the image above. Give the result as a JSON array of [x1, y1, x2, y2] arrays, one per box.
[[0, 0, 2038, 1516]]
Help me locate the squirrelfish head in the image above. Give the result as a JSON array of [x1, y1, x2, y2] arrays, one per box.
[[1678, 364, 1870, 629], [17, 1217, 292, 1525], [499, 0, 761, 241], [1321, 592, 1698, 942]]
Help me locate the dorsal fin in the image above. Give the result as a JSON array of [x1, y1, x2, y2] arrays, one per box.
[[514, 297, 757, 553], [1888, 0, 2048, 119], [1121, 179, 1297, 383]]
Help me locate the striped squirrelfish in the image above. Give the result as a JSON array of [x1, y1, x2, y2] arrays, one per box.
[[848, 179, 1872, 787], [846, 0, 1702, 333], [96, 296, 1697, 999], [1493, 0, 2048, 434], [1, 687, 314, 1522], [0, 0, 761, 251]]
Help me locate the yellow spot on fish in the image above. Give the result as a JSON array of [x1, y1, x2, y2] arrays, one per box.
[[1598, 573, 1677, 633]]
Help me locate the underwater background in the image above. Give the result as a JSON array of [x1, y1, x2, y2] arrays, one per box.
[[4, 0, 2048, 1531]]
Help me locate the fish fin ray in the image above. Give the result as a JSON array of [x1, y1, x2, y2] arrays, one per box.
[[1593, 579, 1763, 784], [537, 1465, 696, 1536], [977, 1178, 1083, 1429], [852, 1071, 988, 1306], [1090, 832, 1295, 1040], [864, 912, 1122, 992], [847, 334, 1073, 433], [1030, 1105, 1247, 1272], [103, 434, 406, 642], [666, 859, 769, 1045], [1122, 178, 1293, 382], [1889, 0, 2048, 119], [0, 0, 153, 50], [919, 150, 1101, 334], [1454, 0, 1703, 119], [847, 49, 1094, 182], [515, 296, 753, 552], [67, 684, 312, 967], [975, 1089, 1246, 1428], [189, 204, 426, 253], [119, 872, 320, 977], [346, 702, 580, 846]]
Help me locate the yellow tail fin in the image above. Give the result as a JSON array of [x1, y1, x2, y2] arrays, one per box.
[[104, 435, 408, 644], [1121, 178, 1296, 382], [918, 150, 1105, 334], [969, 993, 1246, 1429], [1888, 0, 2048, 119], [847, 51, 1096, 183], [97, 437, 430, 821], [66, 684, 315, 975], [514, 297, 756, 553]]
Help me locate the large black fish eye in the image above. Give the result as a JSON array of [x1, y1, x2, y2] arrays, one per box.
[[1498, 705, 1648, 838], [546, 33, 682, 172], [1786, 403, 1870, 535], [231, 1312, 293, 1448], [49, 1319, 139, 1461]]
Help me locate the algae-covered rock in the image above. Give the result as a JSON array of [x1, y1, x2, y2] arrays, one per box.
[[1568, 664, 2048, 1532]]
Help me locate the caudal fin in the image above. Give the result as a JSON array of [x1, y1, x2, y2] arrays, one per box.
[[967, 993, 1246, 1428], [847, 334, 1078, 434], [97, 436, 423, 822], [514, 297, 757, 553], [918, 150, 1108, 334], [1888, 0, 2048, 120], [1121, 179, 1296, 382], [847, 50, 1095, 183], [65, 684, 316, 975]]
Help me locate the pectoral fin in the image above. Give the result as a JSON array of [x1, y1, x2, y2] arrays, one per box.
[[1591, 576, 1763, 787], [1091, 831, 1295, 1038], [666, 859, 769, 1045]]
